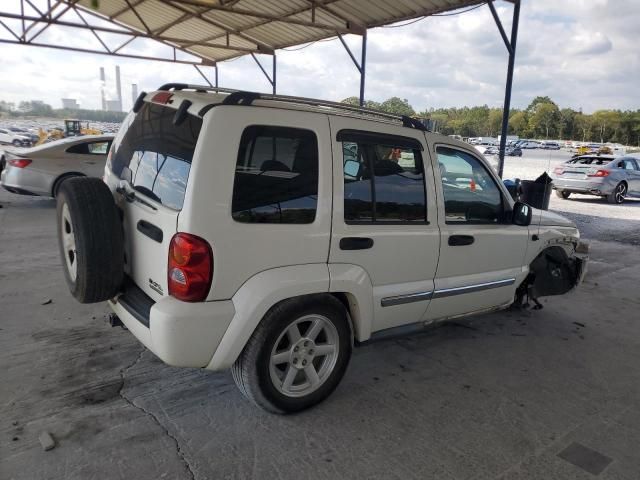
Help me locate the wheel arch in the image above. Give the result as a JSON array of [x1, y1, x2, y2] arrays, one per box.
[[52, 172, 86, 197]]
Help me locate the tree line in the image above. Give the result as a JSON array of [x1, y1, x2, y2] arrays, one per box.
[[342, 95, 640, 146], [0, 100, 127, 123]]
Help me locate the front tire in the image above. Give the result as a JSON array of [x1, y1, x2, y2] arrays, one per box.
[[606, 182, 627, 204], [555, 190, 570, 199], [232, 295, 352, 414]]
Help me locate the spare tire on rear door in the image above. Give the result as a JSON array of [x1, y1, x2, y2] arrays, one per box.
[[56, 177, 124, 303]]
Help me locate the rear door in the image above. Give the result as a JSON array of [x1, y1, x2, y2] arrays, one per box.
[[108, 101, 202, 301], [328, 117, 440, 333], [426, 141, 529, 321], [622, 158, 640, 194]]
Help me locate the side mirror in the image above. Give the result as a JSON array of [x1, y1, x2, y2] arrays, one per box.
[[512, 201, 532, 226], [344, 159, 361, 178]]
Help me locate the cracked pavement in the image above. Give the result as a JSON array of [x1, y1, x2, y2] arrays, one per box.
[[2, 189, 640, 479]]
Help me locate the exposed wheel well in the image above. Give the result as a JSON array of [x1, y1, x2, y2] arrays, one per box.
[[52, 172, 85, 198]]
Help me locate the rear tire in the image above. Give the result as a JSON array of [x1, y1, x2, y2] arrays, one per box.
[[606, 182, 626, 204], [232, 295, 352, 414], [52, 174, 82, 198], [555, 190, 570, 199], [56, 177, 124, 303]]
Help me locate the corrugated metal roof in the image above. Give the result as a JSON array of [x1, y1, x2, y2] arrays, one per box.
[[73, 0, 486, 63]]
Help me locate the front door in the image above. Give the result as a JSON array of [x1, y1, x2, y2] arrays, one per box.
[[425, 141, 529, 321], [328, 117, 440, 333]]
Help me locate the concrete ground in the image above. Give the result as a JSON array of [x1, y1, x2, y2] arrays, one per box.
[[1, 182, 640, 480]]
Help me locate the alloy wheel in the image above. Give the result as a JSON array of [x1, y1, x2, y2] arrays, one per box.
[[269, 314, 339, 398], [60, 203, 77, 281]]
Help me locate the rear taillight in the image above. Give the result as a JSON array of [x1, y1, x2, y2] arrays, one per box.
[[8, 158, 32, 168], [587, 169, 609, 177], [168, 233, 213, 302], [553, 167, 564, 175]]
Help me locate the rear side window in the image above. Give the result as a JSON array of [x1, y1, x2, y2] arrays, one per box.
[[339, 131, 427, 224], [111, 102, 202, 210], [232, 126, 319, 224], [66, 141, 111, 155]]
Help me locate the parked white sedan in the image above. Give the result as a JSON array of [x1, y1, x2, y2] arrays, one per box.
[[1, 135, 113, 197]]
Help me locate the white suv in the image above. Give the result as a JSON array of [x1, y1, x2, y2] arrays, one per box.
[[56, 85, 588, 413]]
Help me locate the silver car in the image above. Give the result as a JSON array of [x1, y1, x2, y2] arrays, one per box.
[[551, 155, 640, 204], [1, 135, 113, 197]]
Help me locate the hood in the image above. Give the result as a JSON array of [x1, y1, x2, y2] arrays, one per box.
[[532, 208, 576, 229]]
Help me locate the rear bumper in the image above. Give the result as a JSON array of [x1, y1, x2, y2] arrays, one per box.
[[552, 178, 613, 195], [108, 283, 235, 368], [0, 166, 52, 196]]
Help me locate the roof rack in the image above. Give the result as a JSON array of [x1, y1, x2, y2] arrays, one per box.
[[156, 83, 430, 132]]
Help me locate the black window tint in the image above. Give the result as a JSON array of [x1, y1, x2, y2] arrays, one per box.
[[232, 126, 318, 224], [436, 146, 503, 223], [110, 103, 202, 210], [342, 137, 426, 224], [66, 142, 89, 154]]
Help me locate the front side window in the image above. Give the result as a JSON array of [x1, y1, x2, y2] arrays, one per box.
[[232, 126, 318, 224], [341, 132, 427, 224], [436, 146, 503, 223]]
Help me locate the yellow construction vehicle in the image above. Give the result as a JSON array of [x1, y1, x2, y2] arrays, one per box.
[[36, 119, 102, 144]]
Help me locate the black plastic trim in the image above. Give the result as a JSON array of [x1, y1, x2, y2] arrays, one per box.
[[118, 278, 155, 328], [132, 91, 147, 113], [173, 100, 193, 126], [337, 129, 424, 150], [136, 220, 163, 243], [222, 91, 261, 105]]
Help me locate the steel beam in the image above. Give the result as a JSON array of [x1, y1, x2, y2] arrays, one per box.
[[251, 53, 276, 94], [492, 0, 520, 178], [338, 32, 367, 106]]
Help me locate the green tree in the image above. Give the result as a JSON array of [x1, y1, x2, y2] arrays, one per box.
[[574, 114, 593, 142], [486, 109, 502, 136], [509, 111, 528, 136], [558, 108, 576, 140], [530, 102, 560, 139], [592, 110, 620, 143], [379, 97, 415, 116]]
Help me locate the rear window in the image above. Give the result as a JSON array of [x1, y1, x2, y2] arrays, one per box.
[[568, 157, 611, 165], [111, 102, 202, 210]]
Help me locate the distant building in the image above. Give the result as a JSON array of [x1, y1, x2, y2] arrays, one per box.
[[61, 98, 80, 109], [105, 99, 121, 112], [131, 83, 138, 106]]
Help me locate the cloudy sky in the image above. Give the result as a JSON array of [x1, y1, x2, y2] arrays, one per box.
[[0, 0, 638, 113]]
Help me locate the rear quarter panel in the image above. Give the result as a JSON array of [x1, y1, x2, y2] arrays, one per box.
[[179, 105, 333, 301]]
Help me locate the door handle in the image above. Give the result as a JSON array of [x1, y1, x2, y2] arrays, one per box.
[[448, 235, 475, 246], [339, 237, 374, 250]]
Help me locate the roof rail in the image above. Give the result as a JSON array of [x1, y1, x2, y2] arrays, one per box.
[[156, 83, 431, 132]]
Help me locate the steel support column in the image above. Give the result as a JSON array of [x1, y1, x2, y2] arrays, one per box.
[[489, 0, 520, 178], [337, 31, 367, 106], [359, 30, 367, 107]]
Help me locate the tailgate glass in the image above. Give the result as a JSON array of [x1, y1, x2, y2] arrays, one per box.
[[110, 102, 202, 210]]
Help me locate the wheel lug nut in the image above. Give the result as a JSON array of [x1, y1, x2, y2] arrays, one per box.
[[304, 341, 309, 347], [302, 360, 307, 366], [309, 349, 314, 355], [294, 346, 299, 352]]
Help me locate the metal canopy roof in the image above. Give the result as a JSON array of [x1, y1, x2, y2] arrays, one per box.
[[0, 0, 486, 65]]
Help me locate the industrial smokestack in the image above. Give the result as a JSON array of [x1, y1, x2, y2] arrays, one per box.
[[115, 65, 122, 112], [131, 83, 138, 108], [100, 67, 106, 111]]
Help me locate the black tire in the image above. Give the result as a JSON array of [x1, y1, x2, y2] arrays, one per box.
[[56, 177, 124, 303], [52, 173, 82, 198], [555, 190, 570, 199], [232, 294, 352, 414], [12, 139, 21, 147], [606, 182, 627, 204]]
